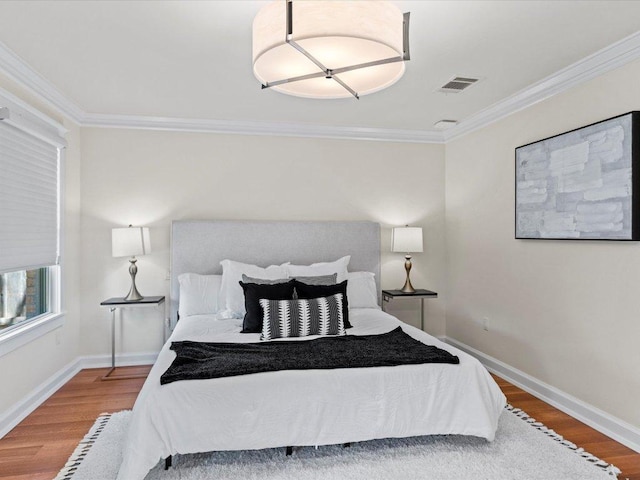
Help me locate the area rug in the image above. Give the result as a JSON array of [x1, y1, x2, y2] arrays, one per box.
[[55, 405, 620, 480]]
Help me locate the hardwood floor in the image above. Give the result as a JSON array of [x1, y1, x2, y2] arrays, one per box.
[[0, 366, 149, 480], [0, 366, 638, 479], [493, 375, 640, 480]]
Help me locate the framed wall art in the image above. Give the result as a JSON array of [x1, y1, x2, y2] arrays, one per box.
[[515, 111, 640, 240]]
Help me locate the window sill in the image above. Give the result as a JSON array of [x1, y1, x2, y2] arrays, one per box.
[[0, 312, 64, 358]]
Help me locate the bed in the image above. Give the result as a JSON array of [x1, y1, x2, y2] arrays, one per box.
[[116, 220, 506, 480]]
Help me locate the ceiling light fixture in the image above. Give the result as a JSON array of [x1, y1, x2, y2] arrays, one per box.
[[252, 0, 410, 100]]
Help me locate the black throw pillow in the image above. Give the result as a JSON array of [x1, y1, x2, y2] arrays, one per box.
[[294, 280, 351, 328], [240, 280, 296, 333]]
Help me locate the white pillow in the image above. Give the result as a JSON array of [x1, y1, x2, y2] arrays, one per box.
[[286, 256, 351, 283], [347, 271, 379, 309], [219, 260, 289, 318], [178, 273, 222, 318]]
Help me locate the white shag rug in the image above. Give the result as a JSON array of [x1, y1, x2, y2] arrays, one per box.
[[56, 406, 620, 480]]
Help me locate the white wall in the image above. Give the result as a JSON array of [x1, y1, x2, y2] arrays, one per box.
[[0, 73, 82, 414], [7, 44, 638, 439], [79, 129, 446, 355], [445, 58, 640, 427]]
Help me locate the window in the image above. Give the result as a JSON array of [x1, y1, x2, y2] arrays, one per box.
[[0, 267, 50, 333], [0, 89, 66, 354]]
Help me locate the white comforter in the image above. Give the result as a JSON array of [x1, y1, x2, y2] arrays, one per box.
[[117, 309, 506, 480]]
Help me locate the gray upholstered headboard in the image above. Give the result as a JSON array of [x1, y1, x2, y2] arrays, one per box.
[[170, 220, 381, 324]]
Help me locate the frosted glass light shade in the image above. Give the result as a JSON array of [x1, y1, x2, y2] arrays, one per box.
[[392, 227, 423, 253], [253, 0, 406, 98], [112, 227, 151, 258]]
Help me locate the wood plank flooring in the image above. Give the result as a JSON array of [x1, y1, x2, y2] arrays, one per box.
[[0, 366, 638, 479], [493, 375, 640, 480], [0, 366, 149, 480]]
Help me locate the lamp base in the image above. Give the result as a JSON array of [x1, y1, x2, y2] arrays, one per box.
[[400, 255, 416, 293], [124, 286, 144, 302], [124, 258, 144, 302]]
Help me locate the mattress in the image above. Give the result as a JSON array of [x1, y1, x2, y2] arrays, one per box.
[[116, 309, 506, 480]]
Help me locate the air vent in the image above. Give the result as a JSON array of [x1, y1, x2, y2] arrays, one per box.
[[437, 76, 480, 93]]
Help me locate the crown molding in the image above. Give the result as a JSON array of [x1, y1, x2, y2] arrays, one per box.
[[444, 31, 640, 142], [0, 84, 67, 146], [1, 31, 640, 143], [81, 112, 445, 143], [0, 40, 84, 124]]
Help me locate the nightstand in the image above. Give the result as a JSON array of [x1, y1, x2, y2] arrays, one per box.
[[381, 289, 438, 331], [100, 296, 165, 380]]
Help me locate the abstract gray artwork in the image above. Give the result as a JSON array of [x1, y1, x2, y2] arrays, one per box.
[[515, 112, 638, 240]]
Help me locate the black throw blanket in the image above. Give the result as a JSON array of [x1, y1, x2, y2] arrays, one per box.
[[161, 327, 459, 385]]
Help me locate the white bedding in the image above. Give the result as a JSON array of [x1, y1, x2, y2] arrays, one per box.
[[116, 309, 506, 480]]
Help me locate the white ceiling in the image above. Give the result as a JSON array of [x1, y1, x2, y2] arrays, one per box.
[[0, 1, 639, 136]]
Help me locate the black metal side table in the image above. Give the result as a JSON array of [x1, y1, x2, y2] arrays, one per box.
[[381, 289, 438, 331], [100, 296, 165, 380]]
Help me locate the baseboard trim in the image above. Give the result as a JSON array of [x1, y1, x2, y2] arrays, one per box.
[[444, 336, 640, 453], [0, 357, 82, 438], [0, 352, 157, 439], [79, 351, 159, 369]]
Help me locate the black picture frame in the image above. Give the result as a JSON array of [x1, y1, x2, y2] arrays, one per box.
[[515, 111, 640, 240]]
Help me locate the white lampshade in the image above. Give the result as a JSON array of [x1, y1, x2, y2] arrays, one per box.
[[253, 0, 406, 99], [112, 227, 151, 258], [391, 227, 423, 253]]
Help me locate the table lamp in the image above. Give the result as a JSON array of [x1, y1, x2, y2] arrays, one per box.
[[391, 226, 423, 293], [112, 225, 151, 301]]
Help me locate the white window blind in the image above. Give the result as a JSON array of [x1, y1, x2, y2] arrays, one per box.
[[0, 120, 60, 274]]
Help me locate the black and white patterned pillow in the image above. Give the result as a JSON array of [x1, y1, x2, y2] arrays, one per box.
[[239, 280, 296, 333], [259, 294, 346, 341], [295, 280, 351, 328]]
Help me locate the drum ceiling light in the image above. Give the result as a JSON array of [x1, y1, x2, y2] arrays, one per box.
[[252, 0, 410, 100]]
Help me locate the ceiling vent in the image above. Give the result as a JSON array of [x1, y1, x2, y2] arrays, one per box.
[[437, 76, 480, 93]]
